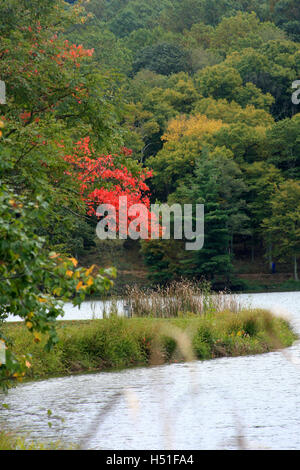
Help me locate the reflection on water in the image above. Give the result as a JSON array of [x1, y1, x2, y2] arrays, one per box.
[[1, 292, 300, 450]]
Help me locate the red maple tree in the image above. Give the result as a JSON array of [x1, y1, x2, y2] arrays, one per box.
[[63, 138, 159, 237]]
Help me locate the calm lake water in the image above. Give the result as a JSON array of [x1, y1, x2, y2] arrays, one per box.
[[1, 291, 300, 450]]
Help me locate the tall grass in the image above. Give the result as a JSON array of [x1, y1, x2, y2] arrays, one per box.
[[3, 309, 296, 381], [126, 280, 241, 318]]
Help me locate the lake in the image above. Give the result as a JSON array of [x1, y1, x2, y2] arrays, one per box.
[[1, 291, 300, 450]]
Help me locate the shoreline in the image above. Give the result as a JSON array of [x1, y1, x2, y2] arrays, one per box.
[[2, 310, 297, 383]]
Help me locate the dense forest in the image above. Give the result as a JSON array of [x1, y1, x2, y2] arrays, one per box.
[[69, 0, 300, 288], [1, 0, 300, 312]]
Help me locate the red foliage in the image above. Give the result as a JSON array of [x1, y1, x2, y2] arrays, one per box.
[[63, 138, 159, 237], [57, 41, 94, 62], [20, 111, 31, 123]]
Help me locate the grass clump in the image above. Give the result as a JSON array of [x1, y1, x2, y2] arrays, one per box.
[[3, 308, 296, 381], [0, 431, 67, 450]]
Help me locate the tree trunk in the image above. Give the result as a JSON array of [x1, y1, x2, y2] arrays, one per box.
[[268, 243, 273, 271], [251, 238, 255, 263], [294, 256, 299, 282]]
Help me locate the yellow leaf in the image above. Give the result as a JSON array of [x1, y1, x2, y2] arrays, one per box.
[[34, 332, 42, 343], [85, 265, 96, 276], [76, 281, 83, 291], [86, 277, 93, 287], [26, 321, 33, 329], [38, 297, 47, 303], [70, 257, 78, 267], [66, 270, 73, 278]]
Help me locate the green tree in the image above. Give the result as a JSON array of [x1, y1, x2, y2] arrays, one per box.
[[132, 43, 192, 76], [266, 114, 300, 179], [272, 0, 300, 41], [194, 98, 274, 126], [213, 123, 268, 165], [225, 43, 296, 118], [195, 64, 243, 101], [195, 63, 273, 110], [0, 182, 115, 391], [143, 149, 248, 284], [245, 161, 284, 265], [263, 180, 300, 280], [172, 153, 234, 282], [108, 0, 166, 38], [210, 11, 284, 53]]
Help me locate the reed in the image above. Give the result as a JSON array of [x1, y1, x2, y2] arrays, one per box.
[[126, 280, 241, 318]]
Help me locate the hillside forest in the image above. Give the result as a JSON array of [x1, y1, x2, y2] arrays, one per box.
[[1, 0, 300, 301]]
